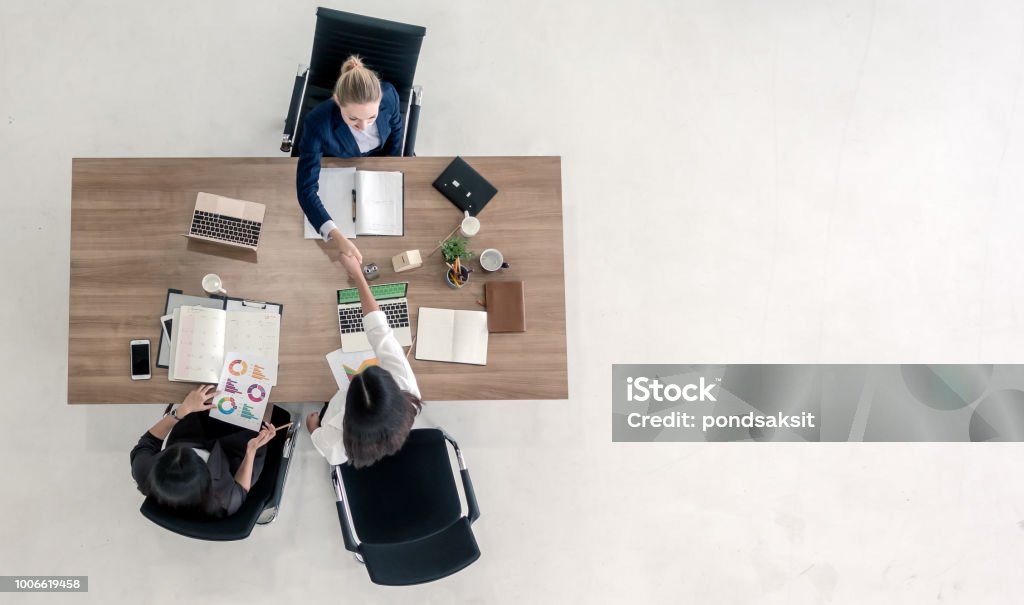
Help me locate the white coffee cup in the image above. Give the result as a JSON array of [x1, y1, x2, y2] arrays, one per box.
[[459, 211, 480, 238], [202, 273, 227, 295], [479, 248, 506, 272]]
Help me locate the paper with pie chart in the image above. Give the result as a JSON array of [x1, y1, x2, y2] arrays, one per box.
[[209, 352, 276, 431]]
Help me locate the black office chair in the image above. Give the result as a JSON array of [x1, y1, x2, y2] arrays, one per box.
[[332, 428, 482, 585], [139, 406, 298, 541], [282, 8, 427, 157]]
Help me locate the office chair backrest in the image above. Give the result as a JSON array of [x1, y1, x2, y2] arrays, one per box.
[[139, 407, 292, 541], [339, 428, 462, 544], [295, 8, 426, 154]]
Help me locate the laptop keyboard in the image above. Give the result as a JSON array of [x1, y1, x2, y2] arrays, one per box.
[[338, 301, 411, 334], [190, 210, 262, 248]]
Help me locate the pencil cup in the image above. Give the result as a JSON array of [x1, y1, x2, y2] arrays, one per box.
[[459, 211, 480, 238], [445, 269, 460, 289], [445, 266, 471, 289], [202, 273, 227, 295]]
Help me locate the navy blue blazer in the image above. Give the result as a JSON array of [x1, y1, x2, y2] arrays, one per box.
[[296, 81, 404, 234]]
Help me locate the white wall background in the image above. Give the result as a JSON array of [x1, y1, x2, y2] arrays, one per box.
[[2, 0, 1024, 603]]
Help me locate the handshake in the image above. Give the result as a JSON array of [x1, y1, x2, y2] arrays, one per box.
[[331, 233, 364, 282]]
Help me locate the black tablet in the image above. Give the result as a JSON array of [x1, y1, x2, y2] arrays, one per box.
[[432, 156, 498, 217]]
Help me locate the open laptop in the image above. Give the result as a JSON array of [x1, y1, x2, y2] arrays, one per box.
[[338, 282, 413, 352], [432, 156, 498, 216], [186, 192, 266, 251]]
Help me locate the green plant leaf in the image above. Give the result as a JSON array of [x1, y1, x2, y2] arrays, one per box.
[[440, 236, 475, 262]]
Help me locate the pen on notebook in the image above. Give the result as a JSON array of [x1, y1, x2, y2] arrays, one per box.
[[351, 189, 357, 223]]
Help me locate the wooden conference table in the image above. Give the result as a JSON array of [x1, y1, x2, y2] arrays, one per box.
[[68, 157, 567, 404]]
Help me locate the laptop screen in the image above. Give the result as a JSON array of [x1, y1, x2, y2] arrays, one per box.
[[337, 282, 408, 305]]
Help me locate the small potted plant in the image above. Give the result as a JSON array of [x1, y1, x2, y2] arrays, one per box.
[[440, 236, 474, 289]]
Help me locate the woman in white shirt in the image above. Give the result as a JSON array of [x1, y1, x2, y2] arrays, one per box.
[[306, 254, 428, 467]]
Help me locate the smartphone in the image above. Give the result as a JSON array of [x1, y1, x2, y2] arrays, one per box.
[[130, 339, 151, 380]]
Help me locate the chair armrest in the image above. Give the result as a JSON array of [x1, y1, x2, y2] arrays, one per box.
[[332, 466, 359, 552], [402, 85, 422, 157], [257, 422, 299, 524], [442, 431, 480, 524], [281, 65, 309, 153], [459, 469, 480, 524]]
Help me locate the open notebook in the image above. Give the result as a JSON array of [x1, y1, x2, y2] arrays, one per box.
[[415, 307, 489, 366], [303, 167, 404, 238], [168, 306, 281, 384]]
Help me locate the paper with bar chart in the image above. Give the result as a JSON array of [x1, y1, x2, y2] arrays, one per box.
[[210, 352, 276, 430], [325, 348, 380, 392]]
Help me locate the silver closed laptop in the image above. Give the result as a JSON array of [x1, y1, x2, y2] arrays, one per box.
[[186, 192, 266, 251]]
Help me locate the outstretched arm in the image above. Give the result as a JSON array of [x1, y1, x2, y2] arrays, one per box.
[[296, 127, 362, 261], [340, 254, 379, 315], [296, 143, 331, 232], [326, 227, 363, 262]]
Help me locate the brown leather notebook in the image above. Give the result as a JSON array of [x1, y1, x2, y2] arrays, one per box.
[[484, 281, 526, 333]]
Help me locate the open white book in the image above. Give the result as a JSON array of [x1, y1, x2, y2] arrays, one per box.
[[415, 307, 489, 366], [168, 306, 281, 384], [303, 167, 404, 238]]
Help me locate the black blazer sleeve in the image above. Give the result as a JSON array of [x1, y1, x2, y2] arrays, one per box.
[[129, 431, 164, 488], [296, 121, 331, 233]]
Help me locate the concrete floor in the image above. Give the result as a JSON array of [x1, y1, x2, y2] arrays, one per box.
[[3, 0, 1024, 603]]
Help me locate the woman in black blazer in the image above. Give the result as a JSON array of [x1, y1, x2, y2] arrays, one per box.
[[129, 385, 277, 518], [296, 55, 405, 264]]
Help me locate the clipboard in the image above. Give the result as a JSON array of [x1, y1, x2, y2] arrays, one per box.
[[224, 297, 284, 315], [157, 292, 285, 369]]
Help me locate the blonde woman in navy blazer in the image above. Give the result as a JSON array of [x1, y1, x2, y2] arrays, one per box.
[[296, 55, 404, 262]]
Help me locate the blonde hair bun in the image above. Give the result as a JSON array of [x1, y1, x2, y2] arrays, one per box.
[[335, 54, 382, 105], [341, 55, 365, 75]]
